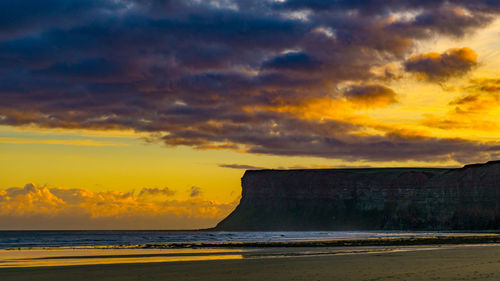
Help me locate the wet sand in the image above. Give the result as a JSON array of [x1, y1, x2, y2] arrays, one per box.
[[1, 245, 500, 281]]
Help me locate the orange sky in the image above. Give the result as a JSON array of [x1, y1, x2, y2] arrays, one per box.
[[2, 1, 500, 229]]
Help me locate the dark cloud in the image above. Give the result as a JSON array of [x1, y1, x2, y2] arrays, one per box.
[[277, 0, 438, 12], [244, 131, 500, 163], [0, 1, 500, 163], [450, 94, 481, 106], [466, 78, 500, 93], [138, 187, 176, 197], [218, 164, 266, 170], [261, 52, 322, 72], [0, 0, 121, 40], [388, 4, 494, 38], [278, 1, 500, 15], [343, 84, 397, 107], [404, 47, 478, 82], [190, 186, 202, 198]]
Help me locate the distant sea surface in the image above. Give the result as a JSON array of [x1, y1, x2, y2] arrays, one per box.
[[0, 230, 479, 249]]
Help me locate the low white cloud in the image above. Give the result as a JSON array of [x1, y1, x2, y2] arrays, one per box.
[[0, 183, 238, 230]]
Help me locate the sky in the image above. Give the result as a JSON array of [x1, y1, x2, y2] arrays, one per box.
[[2, 0, 500, 229]]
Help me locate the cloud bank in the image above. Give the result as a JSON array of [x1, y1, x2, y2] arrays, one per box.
[[1, 1, 500, 163], [0, 183, 237, 230]]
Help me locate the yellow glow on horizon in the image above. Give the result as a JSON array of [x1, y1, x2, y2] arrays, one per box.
[[0, 137, 129, 146]]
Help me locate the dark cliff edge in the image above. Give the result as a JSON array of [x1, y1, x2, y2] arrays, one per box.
[[214, 161, 500, 231]]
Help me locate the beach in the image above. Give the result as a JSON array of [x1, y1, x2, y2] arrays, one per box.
[[1, 244, 499, 281]]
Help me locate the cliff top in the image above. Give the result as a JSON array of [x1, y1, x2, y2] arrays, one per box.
[[243, 160, 500, 175]]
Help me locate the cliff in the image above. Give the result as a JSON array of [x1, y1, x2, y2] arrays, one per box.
[[215, 161, 500, 230]]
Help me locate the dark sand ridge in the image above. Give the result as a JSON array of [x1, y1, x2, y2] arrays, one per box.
[[4, 233, 497, 250], [133, 234, 500, 248], [1, 245, 499, 281]]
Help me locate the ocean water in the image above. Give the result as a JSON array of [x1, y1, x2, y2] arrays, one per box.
[[0, 230, 476, 249]]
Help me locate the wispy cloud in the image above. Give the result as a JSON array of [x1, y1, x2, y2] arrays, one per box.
[[0, 137, 128, 146], [422, 77, 500, 132], [218, 164, 266, 170]]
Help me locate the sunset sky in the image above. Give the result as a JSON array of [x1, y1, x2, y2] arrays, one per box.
[[2, 0, 500, 229]]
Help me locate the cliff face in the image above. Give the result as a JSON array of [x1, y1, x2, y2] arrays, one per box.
[[215, 161, 500, 230]]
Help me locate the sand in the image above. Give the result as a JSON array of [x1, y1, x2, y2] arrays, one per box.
[[0, 245, 499, 281]]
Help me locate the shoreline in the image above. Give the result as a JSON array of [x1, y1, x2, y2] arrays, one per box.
[[3, 233, 495, 250], [140, 233, 500, 248], [1, 244, 499, 280], [1, 234, 500, 268]]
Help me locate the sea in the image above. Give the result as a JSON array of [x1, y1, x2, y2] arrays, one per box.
[[0, 230, 477, 249]]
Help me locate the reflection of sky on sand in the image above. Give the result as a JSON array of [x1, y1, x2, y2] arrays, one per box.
[[2, 244, 497, 268], [0, 248, 243, 268], [0, 245, 450, 268]]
